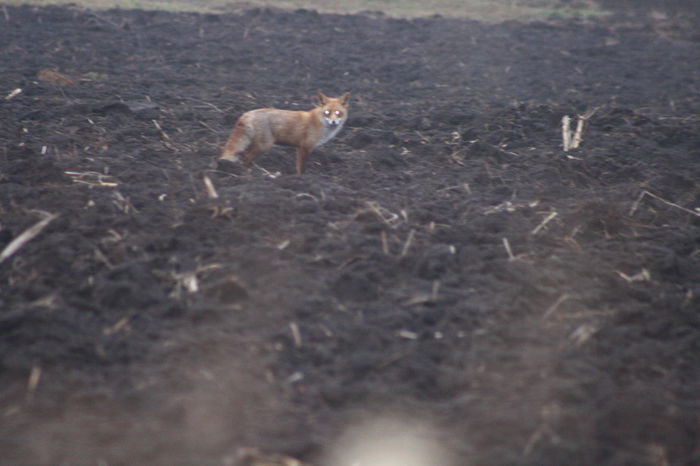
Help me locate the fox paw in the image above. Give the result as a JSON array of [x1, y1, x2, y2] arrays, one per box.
[[215, 157, 244, 175]]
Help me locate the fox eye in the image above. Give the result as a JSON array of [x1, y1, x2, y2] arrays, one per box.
[[335, 110, 343, 117], [323, 110, 331, 116]]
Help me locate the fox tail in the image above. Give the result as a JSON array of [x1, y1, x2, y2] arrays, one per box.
[[221, 122, 251, 160]]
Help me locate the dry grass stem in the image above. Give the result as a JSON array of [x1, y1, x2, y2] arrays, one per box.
[[5, 88, 21, 100], [571, 107, 598, 149], [103, 316, 131, 335], [572, 115, 585, 149], [400, 229, 416, 257], [569, 324, 597, 346], [531, 211, 558, 235], [65, 170, 118, 187], [436, 184, 469, 194], [94, 247, 114, 269], [209, 205, 233, 218], [398, 329, 419, 340], [203, 175, 218, 199], [112, 191, 137, 213], [616, 268, 650, 283], [198, 120, 218, 134], [0, 212, 59, 264], [254, 164, 281, 179], [152, 119, 170, 139], [542, 293, 571, 319], [289, 321, 302, 348], [27, 366, 42, 392], [337, 254, 364, 270], [185, 96, 224, 113], [296, 193, 319, 202], [561, 115, 572, 151], [380, 230, 389, 254], [502, 237, 515, 260], [364, 201, 402, 228], [629, 189, 700, 217], [523, 424, 546, 456], [485, 199, 539, 215], [404, 294, 433, 306], [431, 280, 440, 301], [562, 108, 597, 151], [153, 119, 178, 151]]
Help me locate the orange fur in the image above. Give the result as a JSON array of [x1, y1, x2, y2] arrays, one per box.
[[220, 92, 350, 174]]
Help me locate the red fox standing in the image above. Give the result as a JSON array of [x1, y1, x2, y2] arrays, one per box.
[[219, 92, 350, 174]]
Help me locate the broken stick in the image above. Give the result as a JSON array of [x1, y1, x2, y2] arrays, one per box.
[[0, 213, 59, 264]]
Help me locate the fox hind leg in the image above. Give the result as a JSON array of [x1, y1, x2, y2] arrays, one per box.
[[242, 142, 268, 168]]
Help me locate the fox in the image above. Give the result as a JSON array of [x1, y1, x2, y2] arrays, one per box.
[[219, 92, 350, 175]]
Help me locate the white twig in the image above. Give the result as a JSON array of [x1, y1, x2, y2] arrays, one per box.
[[27, 366, 42, 392], [152, 119, 170, 139], [542, 294, 571, 319], [629, 190, 700, 217], [203, 175, 218, 199], [531, 211, 558, 235], [365, 201, 402, 228], [289, 321, 302, 347], [502, 237, 516, 261], [0, 213, 59, 264], [398, 329, 418, 340], [380, 230, 389, 255], [571, 107, 598, 149], [295, 193, 318, 202], [561, 115, 572, 152], [570, 324, 597, 346], [103, 317, 131, 336], [431, 280, 441, 301], [5, 88, 22, 100], [523, 424, 546, 456], [616, 268, 650, 283], [562, 108, 597, 151], [254, 164, 281, 179], [400, 229, 416, 257], [571, 116, 585, 149]]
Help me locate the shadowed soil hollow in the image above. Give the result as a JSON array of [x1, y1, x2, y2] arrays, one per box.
[[1, 3, 699, 465]]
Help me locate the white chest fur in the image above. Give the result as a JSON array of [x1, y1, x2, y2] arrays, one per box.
[[316, 118, 345, 147]]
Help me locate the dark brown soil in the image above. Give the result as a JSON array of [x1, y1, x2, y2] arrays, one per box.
[[1, 3, 699, 465]]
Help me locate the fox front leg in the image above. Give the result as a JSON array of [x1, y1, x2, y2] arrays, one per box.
[[296, 146, 313, 175]]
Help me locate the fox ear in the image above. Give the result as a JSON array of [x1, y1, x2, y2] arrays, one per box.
[[316, 92, 329, 106], [339, 92, 351, 106]]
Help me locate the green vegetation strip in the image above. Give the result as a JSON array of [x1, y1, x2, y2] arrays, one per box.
[[2, 0, 607, 21]]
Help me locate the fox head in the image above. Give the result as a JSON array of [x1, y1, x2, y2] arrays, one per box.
[[316, 92, 350, 128]]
